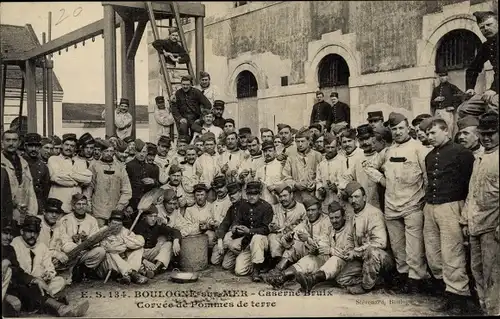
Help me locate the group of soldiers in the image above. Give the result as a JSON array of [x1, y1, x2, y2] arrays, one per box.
[[1, 8, 498, 319]]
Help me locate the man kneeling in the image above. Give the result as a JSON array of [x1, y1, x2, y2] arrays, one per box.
[[263, 195, 333, 288], [296, 182, 394, 294], [97, 210, 148, 284], [134, 205, 181, 277]]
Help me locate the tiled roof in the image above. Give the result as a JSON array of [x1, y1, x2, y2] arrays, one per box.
[[62, 103, 149, 123], [0, 24, 63, 92]]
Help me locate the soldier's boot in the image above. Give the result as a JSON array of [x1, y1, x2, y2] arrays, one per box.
[[346, 284, 367, 295], [430, 292, 455, 313], [296, 270, 326, 294], [45, 298, 89, 317], [251, 263, 264, 282], [130, 270, 149, 284]]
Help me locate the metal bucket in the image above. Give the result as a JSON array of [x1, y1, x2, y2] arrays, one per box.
[[180, 233, 208, 272]]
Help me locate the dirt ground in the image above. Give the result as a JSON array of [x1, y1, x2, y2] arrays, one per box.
[[28, 266, 447, 317]]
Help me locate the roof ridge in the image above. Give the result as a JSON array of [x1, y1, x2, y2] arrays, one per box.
[[0, 23, 28, 28]]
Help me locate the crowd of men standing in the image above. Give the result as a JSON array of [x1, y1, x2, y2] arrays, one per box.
[[1, 8, 499, 319]]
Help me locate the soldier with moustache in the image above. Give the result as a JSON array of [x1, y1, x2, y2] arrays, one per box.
[[162, 164, 196, 209], [22, 133, 50, 215], [74, 133, 95, 169], [155, 135, 174, 185], [456, 116, 485, 159], [255, 140, 285, 206], [210, 176, 233, 265], [39, 137, 54, 164]]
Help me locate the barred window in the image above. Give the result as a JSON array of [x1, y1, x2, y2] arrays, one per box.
[[235, 1, 250, 8], [236, 70, 258, 98], [318, 54, 350, 88], [435, 29, 481, 71]]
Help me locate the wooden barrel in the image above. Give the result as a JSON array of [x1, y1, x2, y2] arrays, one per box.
[[179, 234, 208, 272]]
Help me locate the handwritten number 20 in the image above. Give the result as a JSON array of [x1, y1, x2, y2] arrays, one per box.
[[55, 7, 83, 26]]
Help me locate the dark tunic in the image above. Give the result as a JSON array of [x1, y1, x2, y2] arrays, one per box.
[[233, 198, 273, 236], [125, 158, 160, 210], [134, 219, 182, 249], [172, 87, 212, 131], [215, 200, 242, 239], [310, 101, 331, 127], [424, 141, 475, 205], [23, 155, 50, 214], [151, 39, 190, 65], [1, 167, 14, 220], [329, 101, 351, 125], [430, 82, 465, 115], [466, 36, 498, 93]]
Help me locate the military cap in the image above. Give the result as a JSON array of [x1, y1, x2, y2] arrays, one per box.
[[211, 175, 227, 189], [302, 194, 319, 209], [341, 128, 357, 140], [24, 133, 42, 146], [227, 181, 241, 195], [324, 132, 336, 145], [330, 92, 339, 98], [260, 127, 273, 134], [457, 115, 480, 130], [51, 135, 62, 145], [181, 75, 193, 82], [143, 205, 159, 215], [193, 183, 209, 193], [62, 133, 78, 143], [200, 71, 210, 78], [436, 69, 448, 76], [277, 123, 291, 132], [331, 122, 349, 135], [314, 134, 324, 142], [412, 114, 432, 127], [295, 127, 311, 139], [384, 112, 407, 127], [274, 182, 292, 195], [158, 135, 171, 146], [118, 98, 129, 106], [356, 124, 374, 139], [45, 198, 65, 214], [473, 11, 496, 24], [41, 137, 53, 146], [225, 118, 235, 125], [327, 201, 342, 213], [78, 132, 94, 147], [96, 138, 112, 151], [71, 193, 88, 205], [168, 164, 183, 175], [193, 136, 203, 145], [367, 111, 384, 121], [213, 100, 225, 109], [177, 135, 191, 144], [246, 181, 263, 195], [123, 136, 135, 144], [155, 96, 165, 104], [163, 189, 180, 203], [21, 215, 42, 232], [115, 139, 128, 152], [290, 128, 298, 136], [477, 112, 499, 133], [1, 218, 15, 233], [109, 210, 124, 222], [146, 143, 158, 155], [239, 127, 252, 136], [374, 126, 393, 143], [201, 132, 216, 142], [261, 140, 275, 151], [345, 181, 364, 197], [134, 139, 146, 152], [309, 123, 323, 132], [419, 117, 434, 132], [458, 96, 487, 118]]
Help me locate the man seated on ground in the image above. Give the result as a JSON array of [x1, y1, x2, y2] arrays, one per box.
[[267, 184, 307, 269], [162, 164, 196, 210], [263, 195, 332, 288], [184, 183, 216, 249], [295, 182, 394, 295], [133, 205, 181, 278], [221, 181, 273, 282], [210, 175, 232, 265], [96, 210, 148, 285], [10, 216, 67, 297], [2, 218, 89, 317], [57, 194, 106, 282]]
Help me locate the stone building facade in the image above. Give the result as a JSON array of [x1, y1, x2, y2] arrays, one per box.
[[147, 0, 496, 140]]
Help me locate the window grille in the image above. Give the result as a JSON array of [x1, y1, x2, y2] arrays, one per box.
[[435, 29, 481, 71], [318, 54, 350, 88], [236, 70, 258, 98], [235, 1, 250, 8]]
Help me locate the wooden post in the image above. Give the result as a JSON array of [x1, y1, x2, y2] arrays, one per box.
[[25, 59, 37, 133], [1, 64, 6, 133], [104, 4, 117, 138], [121, 18, 136, 139], [195, 17, 204, 83], [42, 32, 47, 136], [47, 11, 54, 136]]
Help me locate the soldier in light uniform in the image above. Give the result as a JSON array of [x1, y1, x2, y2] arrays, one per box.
[[255, 140, 284, 205], [315, 133, 343, 212], [154, 96, 175, 140], [194, 132, 220, 187], [156, 189, 198, 237], [456, 115, 485, 159], [184, 183, 216, 248], [101, 98, 133, 140], [210, 176, 232, 265], [218, 131, 248, 178], [154, 136, 174, 185]]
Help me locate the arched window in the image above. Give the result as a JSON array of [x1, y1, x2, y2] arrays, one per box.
[[236, 70, 258, 98], [318, 54, 350, 88], [435, 29, 482, 71]]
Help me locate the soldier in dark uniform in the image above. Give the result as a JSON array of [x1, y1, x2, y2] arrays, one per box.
[[465, 11, 498, 105], [329, 92, 351, 127], [310, 91, 332, 130], [430, 70, 464, 137], [22, 133, 50, 215]]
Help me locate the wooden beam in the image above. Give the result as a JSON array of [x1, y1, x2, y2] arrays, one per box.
[[121, 18, 137, 138], [126, 19, 147, 59], [104, 5, 117, 138], [101, 1, 205, 17], [25, 59, 37, 133]]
